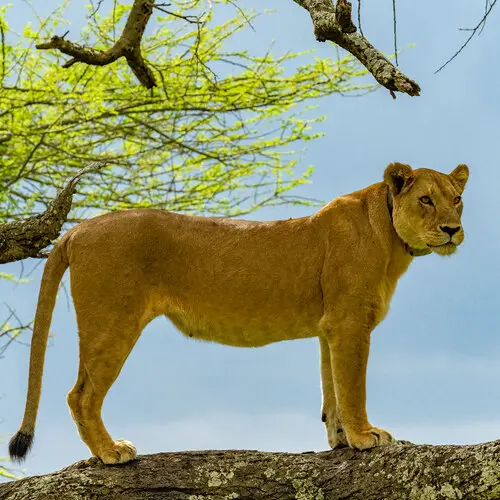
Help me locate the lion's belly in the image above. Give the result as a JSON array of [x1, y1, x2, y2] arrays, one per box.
[[164, 306, 322, 347]]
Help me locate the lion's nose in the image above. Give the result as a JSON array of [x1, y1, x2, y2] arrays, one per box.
[[440, 225, 461, 237]]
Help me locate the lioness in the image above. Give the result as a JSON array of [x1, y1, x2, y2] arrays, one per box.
[[9, 162, 469, 465]]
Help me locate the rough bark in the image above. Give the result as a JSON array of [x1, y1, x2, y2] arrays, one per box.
[[1, 441, 500, 499], [0, 163, 107, 264], [293, 0, 420, 97]]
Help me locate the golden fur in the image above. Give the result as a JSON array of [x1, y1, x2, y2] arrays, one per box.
[[9, 162, 469, 464]]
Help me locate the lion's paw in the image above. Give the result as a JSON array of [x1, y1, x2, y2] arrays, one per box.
[[327, 427, 349, 449], [99, 439, 137, 465], [322, 411, 348, 449], [345, 426, 394, 450]]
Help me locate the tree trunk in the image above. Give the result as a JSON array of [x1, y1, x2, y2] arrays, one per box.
[[1, 442, 499, 499]]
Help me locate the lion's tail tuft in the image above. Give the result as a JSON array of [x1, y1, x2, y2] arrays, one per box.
[[8, 430, 34, 462]]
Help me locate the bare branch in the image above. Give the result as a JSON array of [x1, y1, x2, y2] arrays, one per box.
[[36, 0, 157, 88], [435, 0, 498, 73], [0, 162, 109, 265], [293, 0, 420, 97]]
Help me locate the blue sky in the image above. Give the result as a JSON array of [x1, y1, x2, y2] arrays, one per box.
[[1, 0, 500, 479]]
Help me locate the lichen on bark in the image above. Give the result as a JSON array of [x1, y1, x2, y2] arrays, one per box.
[[1, 442, 499, 499]]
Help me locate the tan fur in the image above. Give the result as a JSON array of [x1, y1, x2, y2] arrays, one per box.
[[11, 163, 469, 464]]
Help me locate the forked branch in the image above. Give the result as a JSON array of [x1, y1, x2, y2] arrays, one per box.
[[36, 0, 157, 88]]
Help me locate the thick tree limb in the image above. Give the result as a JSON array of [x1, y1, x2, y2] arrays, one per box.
[[36, 0, 156, 88], [0, 163, 107, 265], [335, 0, 356, 34], [293, 0, 420, 97], [1, 442, 500, 499]]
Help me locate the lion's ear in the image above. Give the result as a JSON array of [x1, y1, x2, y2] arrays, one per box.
[[384, 162, 415, 196], [449, 164, 469, 194]]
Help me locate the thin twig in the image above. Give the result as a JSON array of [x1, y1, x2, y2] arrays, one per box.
[[154, 4, 200, 24], [89, 0, 106, 21], [357, 0, 363, 36], [392, 0, 398, 66], [0, 18, 5, 84], [0, 303, 32, 356], [479, 0, 491, 35], [227, 0, 256, 32], [435, 0, 497, 73]]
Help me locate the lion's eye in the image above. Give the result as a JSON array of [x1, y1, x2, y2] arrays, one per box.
[[454, 196, 462, 204], [419, 196, 433, 205]]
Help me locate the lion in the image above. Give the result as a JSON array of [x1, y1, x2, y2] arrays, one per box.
[[9, 162, 469, 465]]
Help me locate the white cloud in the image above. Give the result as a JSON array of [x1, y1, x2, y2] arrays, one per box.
[[121, 412, 326, 454]]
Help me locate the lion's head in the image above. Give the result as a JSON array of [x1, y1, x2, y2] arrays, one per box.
[[384, 162, 469, 256]]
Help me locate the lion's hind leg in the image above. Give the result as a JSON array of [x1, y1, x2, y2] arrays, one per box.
[[67, 358, 135, 464], [68, 296, 151, 464]]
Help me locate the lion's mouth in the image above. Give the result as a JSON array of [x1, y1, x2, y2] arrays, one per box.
[[428, 242, 455, 248], [427, 241, 457, 255]]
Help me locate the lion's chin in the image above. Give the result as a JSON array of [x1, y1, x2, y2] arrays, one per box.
[[430, 242, 457, 256]]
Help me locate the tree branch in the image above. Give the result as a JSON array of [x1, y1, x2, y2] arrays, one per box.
[[36, 0, 157, 88], [293, 0, 420, 97], [1, 443, 499, 498], [335, 0, 357, 34], [0, 162, 108, 265]]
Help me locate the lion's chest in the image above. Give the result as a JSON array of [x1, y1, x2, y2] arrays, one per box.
[[376, 278, 399, 324]]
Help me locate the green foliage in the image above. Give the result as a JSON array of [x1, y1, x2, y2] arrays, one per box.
[[0, 457, 19, 480], [0, 272, 29, 283], [0, 1, 372, 224]]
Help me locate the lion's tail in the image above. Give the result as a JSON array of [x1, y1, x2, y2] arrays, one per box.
[[9, 238, 69, 462]]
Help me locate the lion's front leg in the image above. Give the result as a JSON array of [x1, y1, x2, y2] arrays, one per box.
[[320, 311, 394, 451], [319, 335, 348, 448]]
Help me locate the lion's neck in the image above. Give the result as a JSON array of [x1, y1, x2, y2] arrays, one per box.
[[386, 188, 429, 257], [357, 182, 415, 283]]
